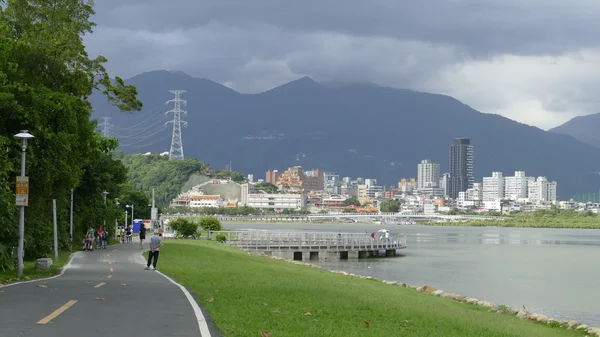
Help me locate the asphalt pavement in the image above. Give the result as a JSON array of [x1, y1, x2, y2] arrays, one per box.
[[0, 239, 221, 337]]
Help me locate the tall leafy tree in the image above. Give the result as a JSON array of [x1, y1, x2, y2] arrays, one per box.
[[0, 0, 142, 263]]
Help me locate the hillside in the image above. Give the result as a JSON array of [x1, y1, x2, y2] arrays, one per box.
[[549, 113, 600, 149], [94, 71, 600, 198], [117, 153, 210, 206]]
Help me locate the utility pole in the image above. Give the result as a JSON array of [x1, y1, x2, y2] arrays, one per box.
[[52, 199, 58, 262], [165, 90, 187, 160], [102, 191, 109, 232], [70, 189, 73, 242]]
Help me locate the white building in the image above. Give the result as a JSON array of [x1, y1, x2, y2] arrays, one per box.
[[246, 193, 305, 210], [466, 183, 483, 201], [483, 172, 504, 201], [504, 171, 528, 200], [189, 195, 224, 208], [439, 173, 450, 196], [417, 159, 441, 190], [528, 177, 557, 202]]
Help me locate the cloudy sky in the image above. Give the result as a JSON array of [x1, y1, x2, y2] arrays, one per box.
[[85, 0, 600, 130]]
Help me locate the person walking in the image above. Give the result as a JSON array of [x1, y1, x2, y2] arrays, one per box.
[[145, 229, 162, 271], [139, 223, 146, 249]]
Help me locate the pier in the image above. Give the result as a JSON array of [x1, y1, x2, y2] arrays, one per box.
[[209, 230, 407, 261]]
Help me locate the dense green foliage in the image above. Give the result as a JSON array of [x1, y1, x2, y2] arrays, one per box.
[[426, 209, 600, 229], [254, 182, 279, 194], [0, 0, 141, 270], [379, 199, 400, 212], [198, 217, 222, 231], [343, 197, 360, 206], [169, 217, 198, 238], [118, 153, 248, 208], [157, 240, 588, 337]]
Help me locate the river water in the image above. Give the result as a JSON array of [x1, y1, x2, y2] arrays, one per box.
[[223, 222, 600, 327]]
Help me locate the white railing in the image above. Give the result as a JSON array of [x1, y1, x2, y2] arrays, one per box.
[[209, 230, 407, 251]]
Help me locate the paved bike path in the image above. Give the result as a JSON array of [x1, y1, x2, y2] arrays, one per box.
[[0, 240, 221, 337]]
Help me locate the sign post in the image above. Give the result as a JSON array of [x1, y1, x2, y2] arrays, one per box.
[[15, 176, 29, 207]]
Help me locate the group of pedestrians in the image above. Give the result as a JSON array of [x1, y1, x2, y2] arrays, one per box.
[[83, 225, 108, 251], [84, 222, 164, 271]]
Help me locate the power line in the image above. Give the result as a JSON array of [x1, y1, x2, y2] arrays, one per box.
[[111, 105, 165, 132], [165, 90, 187, 160], [118, 126, 168, 147]]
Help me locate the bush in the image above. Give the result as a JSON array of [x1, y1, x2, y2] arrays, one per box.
[[198, 217, 222, 231], [215, 234, 227, 243], [169, 218, 198, 238], [0, 244, 14, 272]]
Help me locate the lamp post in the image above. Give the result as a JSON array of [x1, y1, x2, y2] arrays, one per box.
[[102, 191, 109, 229], [14, 130, 34, 278], [126, 204, 134, 228]]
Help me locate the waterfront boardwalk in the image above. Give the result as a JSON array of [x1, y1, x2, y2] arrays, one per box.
[[211, 230, 407, 261], [0, 240, 220, 337]]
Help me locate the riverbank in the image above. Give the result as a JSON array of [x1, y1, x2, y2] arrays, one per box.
[[0, 251, 70, 285], [156, 240, 594, 337]]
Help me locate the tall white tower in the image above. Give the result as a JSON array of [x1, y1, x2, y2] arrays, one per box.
[[165, 90, 187, 160]]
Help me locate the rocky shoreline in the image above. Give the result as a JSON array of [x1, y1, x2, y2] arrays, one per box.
[[257, 252, 600, 336]]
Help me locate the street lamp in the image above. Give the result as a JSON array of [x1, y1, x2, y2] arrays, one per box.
[[102, 190, 109, 229], [126, 204, 134, 227], [14, 130, 34, 278]]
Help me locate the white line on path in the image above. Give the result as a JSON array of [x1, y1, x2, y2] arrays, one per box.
[[0, 252, 79, 289], [155, 270, 212, 337]]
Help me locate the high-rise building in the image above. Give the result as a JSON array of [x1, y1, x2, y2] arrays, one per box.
[[528, 177, 558, 202], [482, 172, 504, 201], [448, 138, 474, 199], [504, 171, 528, 200], [417, 159, 441, 189]]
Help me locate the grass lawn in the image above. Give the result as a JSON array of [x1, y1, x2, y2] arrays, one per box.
[[0, 251, 71, 285], [155, 240, 588, 337]]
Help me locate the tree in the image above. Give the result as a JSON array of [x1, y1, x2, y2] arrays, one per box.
[[0, 0, 141, 262], [254, 182, 278, 194], [380, 199, 400, 213], [169, 218, 197, 238], [343, 197, 361, 207], [198, 217, 222, 231]]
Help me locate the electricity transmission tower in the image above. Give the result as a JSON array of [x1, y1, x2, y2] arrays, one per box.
[[165, 90, 187, 160], [100, 117, 113, 137]]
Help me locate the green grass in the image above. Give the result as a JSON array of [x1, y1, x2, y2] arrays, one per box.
[[155, 240, 588, 337], [0, 251, 71, 284]]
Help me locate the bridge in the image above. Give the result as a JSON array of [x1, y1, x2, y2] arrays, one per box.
[[209, 230, 407, 261]]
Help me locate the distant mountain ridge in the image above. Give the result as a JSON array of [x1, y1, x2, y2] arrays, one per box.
[[549, 113, 600, 149], [90, 70, 600, 198]]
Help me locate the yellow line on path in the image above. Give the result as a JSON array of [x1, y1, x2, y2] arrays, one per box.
[[37, 300, 78, 324], [107, 275, 112, 279], [109, 268, 113, 273], [94, 282, 106, 288]]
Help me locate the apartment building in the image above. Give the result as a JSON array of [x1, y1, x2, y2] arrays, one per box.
[[528, 177, 558, 202], [483, 172, 504, 201], [504, 171, 528, 200], [417, 159, 441, 189]]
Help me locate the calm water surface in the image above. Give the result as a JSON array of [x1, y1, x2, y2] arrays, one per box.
[[223, 222, 600, 326]]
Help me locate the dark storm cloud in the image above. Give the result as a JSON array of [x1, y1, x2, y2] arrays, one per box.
[[91, 0, 600, 56], [84, 0, 600, 128]]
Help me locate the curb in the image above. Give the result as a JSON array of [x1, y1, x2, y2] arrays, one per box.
[[0, 252, 79, 289]]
